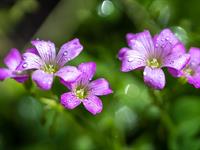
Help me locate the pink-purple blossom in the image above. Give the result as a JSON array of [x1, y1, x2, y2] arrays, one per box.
[[0, 48, 28, 83], [60, 62, 113, 115], [176, 47, 200, 88], [118, 29, 190, 90], [17, 38, 83, 90]]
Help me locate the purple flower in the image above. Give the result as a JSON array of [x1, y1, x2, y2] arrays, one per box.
[[60, 62, 113, 115], [0, 48, 28, 83], [118, 29, 190, 89], [17, 38, 83, 90], [177, 47, 200, 88]]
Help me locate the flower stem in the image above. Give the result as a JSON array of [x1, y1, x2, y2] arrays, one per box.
[[148, 88, 175, 133]]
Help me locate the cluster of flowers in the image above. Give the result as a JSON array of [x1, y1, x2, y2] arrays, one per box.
[[0, 28, 199, 114], [0, 39, 113, 115], [118, 28, 200, 89]]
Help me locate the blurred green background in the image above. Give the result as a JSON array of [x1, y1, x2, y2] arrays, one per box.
[[0, 0, 200, 150]]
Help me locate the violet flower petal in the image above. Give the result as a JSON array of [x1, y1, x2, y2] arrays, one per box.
[[121, 50, 146, 72], [163, 53, 190, 71], [168, 68, 183, 77], [25, 47, 39, 55], [188, 74, 200, 88], [127, 30, 154, 57], [154, 29, 179, 58], [61, 92, 81, 109], [56, 38, 83, 67], [82, 95, 103, 115], [126, 33, 137, 48], [188, 47, 200, 64], [153, 34, 158, 41], [17, 52, 43, 71], [167, 43, 189, 77], [0, 68, 12, 80], [118, 47, 130, 61], [55, 66, 81, 82], [12, 75, 29, 83], [31, 40, 56, 63], [78, 62, 96, 82], [143, 66, 165, 90], [32, 70, 54, 90], [171, 43, 186, 54], [60, 79, 73, 90], [4, 48, 21, 70], [89, 78, 113, 96]]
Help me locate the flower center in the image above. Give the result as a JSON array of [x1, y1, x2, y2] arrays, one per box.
[[42, 64, 58, 74], [75, 86, 88, 99], [183, 67, 194, 76], [147, 58, 160, 68]]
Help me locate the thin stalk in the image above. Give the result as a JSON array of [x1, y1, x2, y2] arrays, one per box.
[[148, 88, 175, 133]]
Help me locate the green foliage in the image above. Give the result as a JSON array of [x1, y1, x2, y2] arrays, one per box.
[[0, 0, 200, 149]]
